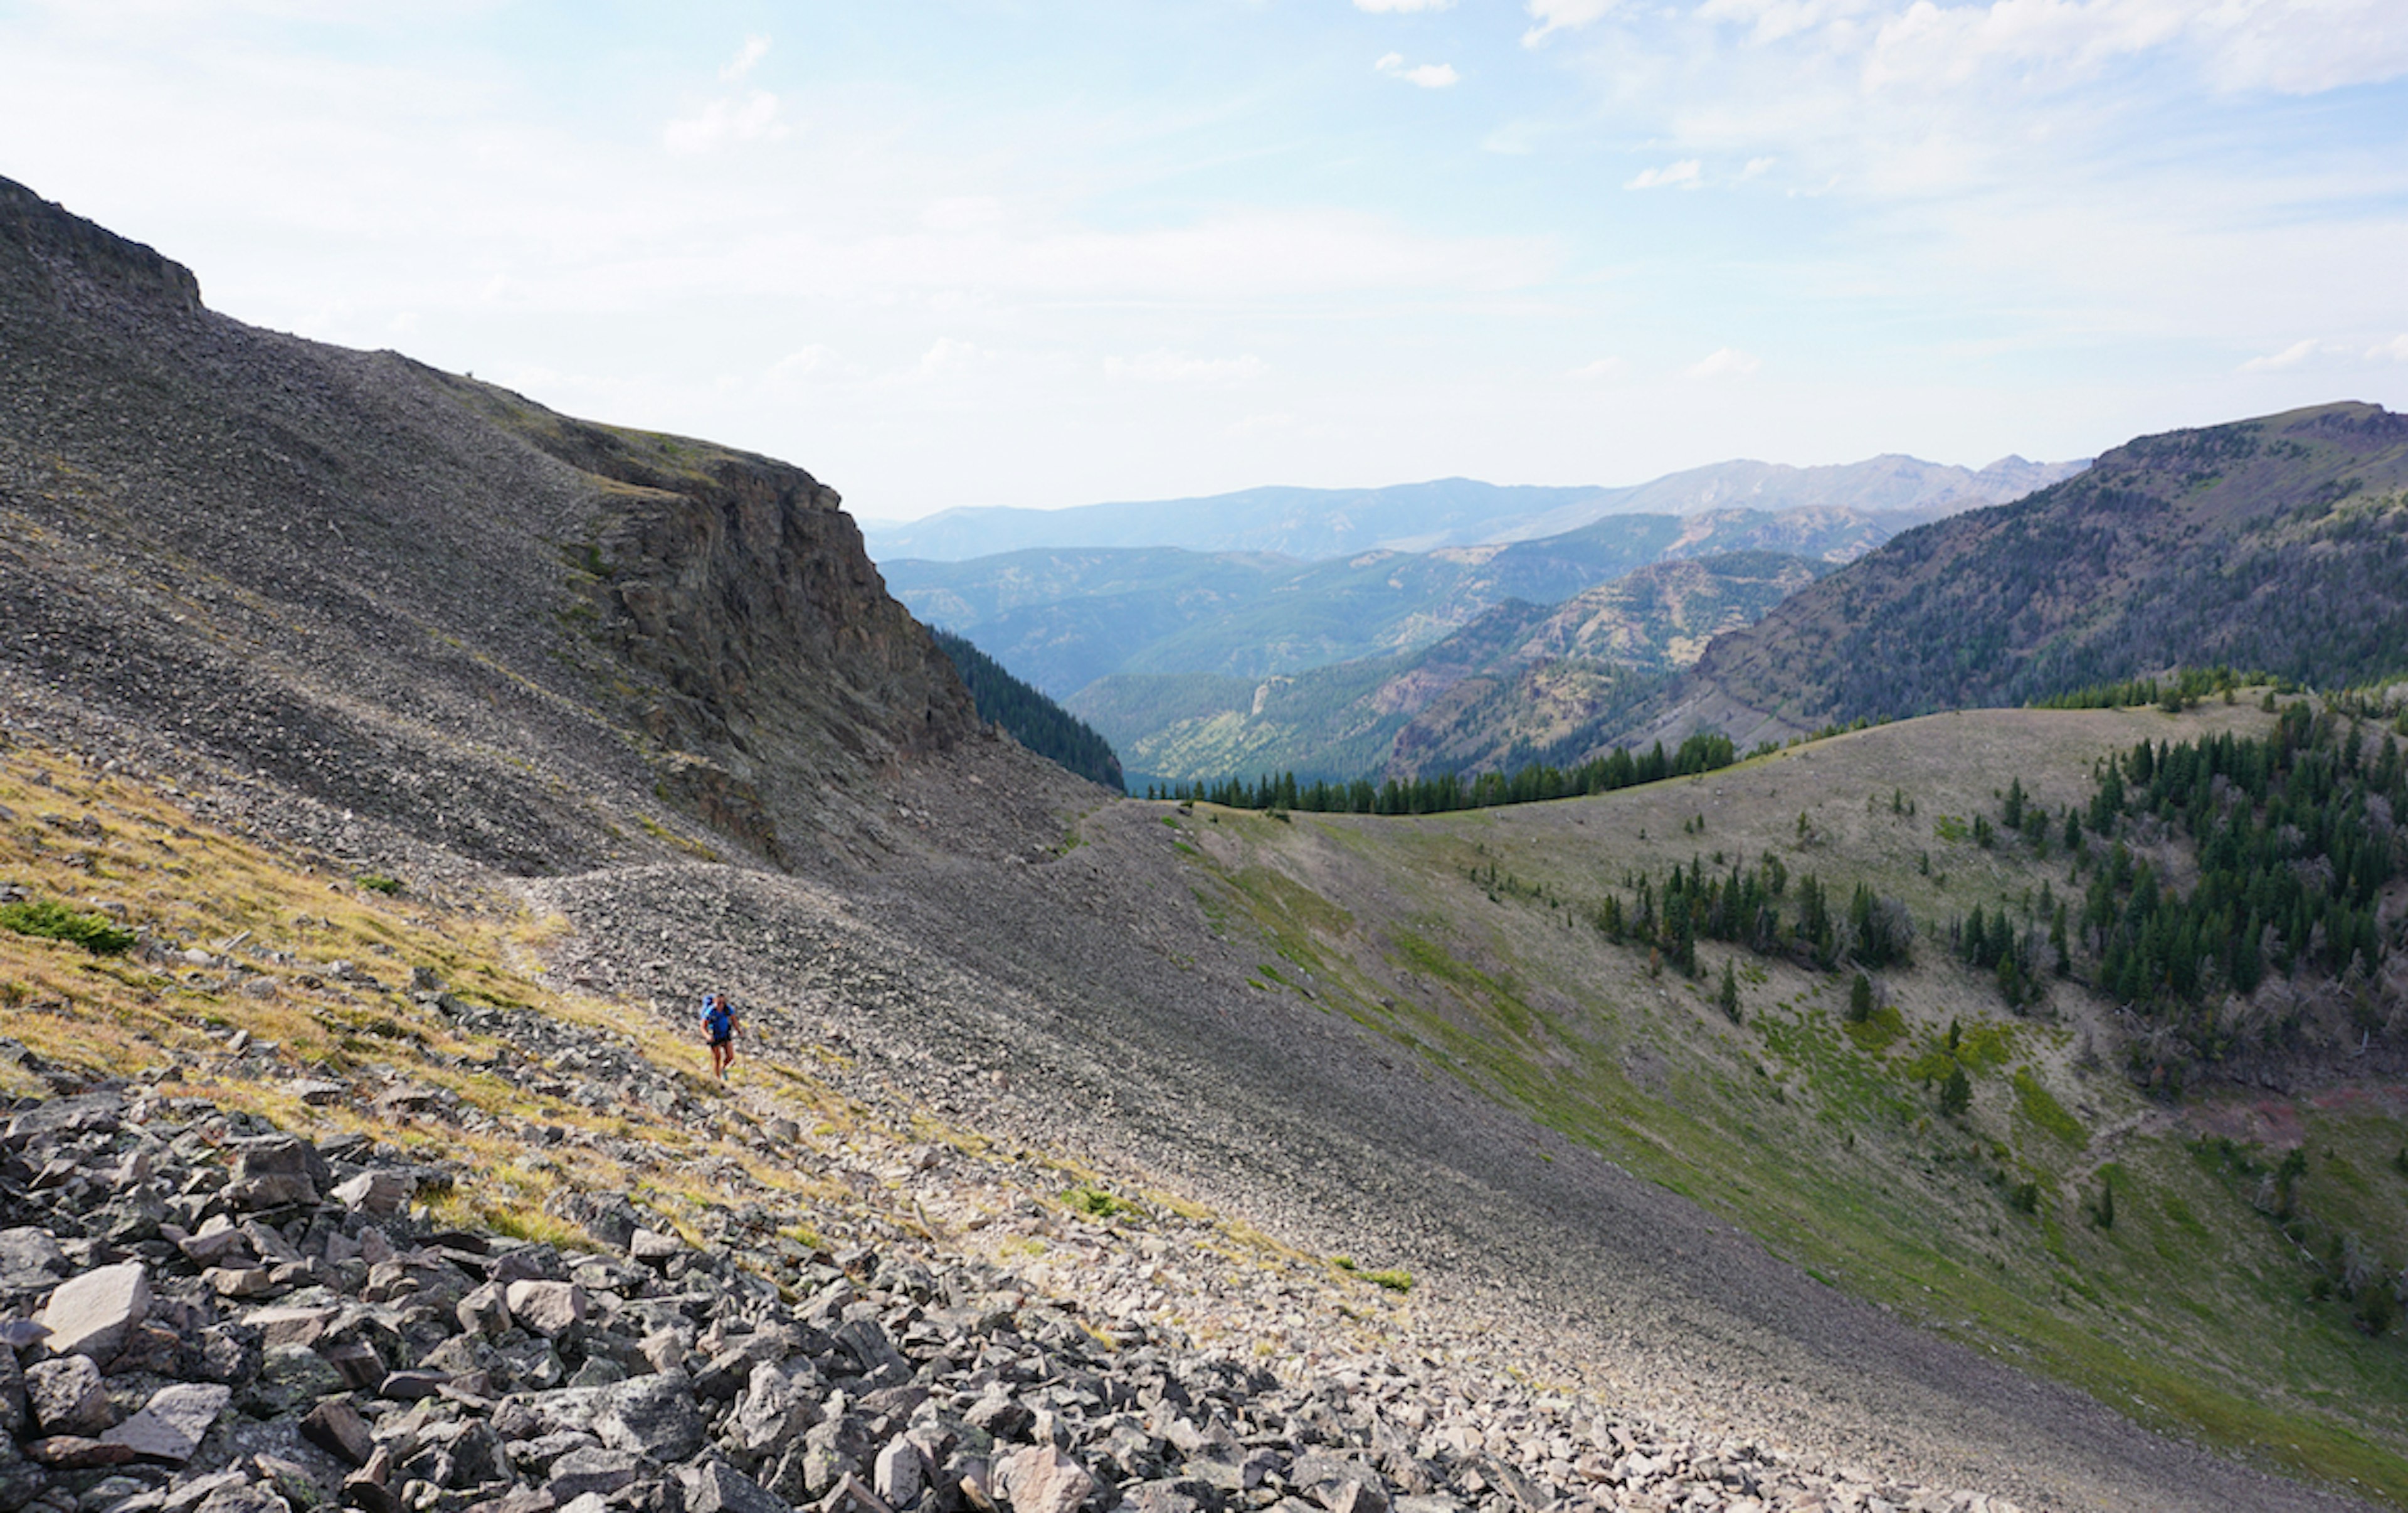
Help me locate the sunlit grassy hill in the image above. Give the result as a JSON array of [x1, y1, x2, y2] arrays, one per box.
[[1149, 699, 2408, 1502]]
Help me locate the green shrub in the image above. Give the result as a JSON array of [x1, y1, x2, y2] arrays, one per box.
[[357, 874, 403, 896], [1939, 1065, 1972, 1118], [2358, 1286, 2398, 1337], [0, 898, 135, 955], [1363, 1268, 1413, 1293], [1062, 1184, 1139, 1221]]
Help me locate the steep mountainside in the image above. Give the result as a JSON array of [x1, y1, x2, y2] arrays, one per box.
[[889, 506, 1900, 698], [0, 174, 976, 871], [1646, 403, 2408, 748], [1072, 553, 1825, 783], [864, 454, 2083, 561]]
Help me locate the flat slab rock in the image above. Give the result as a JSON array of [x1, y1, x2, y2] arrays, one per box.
[[40, 1261, 150, 1362], [101, 1383, 232, 1463]]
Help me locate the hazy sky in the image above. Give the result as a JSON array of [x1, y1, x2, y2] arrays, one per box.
[[4, 1, 2405, 520]]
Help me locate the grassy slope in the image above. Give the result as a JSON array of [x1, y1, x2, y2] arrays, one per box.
[[1162, 701, 2408, 1505], [0, 731, 1427, 1367]]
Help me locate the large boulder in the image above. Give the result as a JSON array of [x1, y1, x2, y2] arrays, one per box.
[[24, 1357, 112, 1436], [593, 1371, 705, 1462], [996, 1447, 1094, 1513]]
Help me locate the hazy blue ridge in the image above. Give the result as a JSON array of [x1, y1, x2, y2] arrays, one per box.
[[862, 456, 2084, 564]]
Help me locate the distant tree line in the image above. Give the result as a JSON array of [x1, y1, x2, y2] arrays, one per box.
[[2029, 665, 2291, 713], [1147, 732, 1736, 816], [931, 629, 1126, 793]]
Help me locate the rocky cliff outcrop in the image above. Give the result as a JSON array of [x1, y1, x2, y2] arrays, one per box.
[[0, 174, 977, 871]]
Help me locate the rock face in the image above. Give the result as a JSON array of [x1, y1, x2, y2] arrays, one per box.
[[0, 173, 976, 874]]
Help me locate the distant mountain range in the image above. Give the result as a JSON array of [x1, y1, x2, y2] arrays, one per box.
[[883, 502, 1950, 699], [1071, 551, 1830, 785], [863, 454, 2085, 563]]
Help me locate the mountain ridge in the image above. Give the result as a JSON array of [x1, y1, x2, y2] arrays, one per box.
[[0, 172, 980, 874], [1624, 401, 2408, 752]]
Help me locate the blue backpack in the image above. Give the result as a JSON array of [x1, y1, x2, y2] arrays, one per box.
[[703, 997, 734, 1038]]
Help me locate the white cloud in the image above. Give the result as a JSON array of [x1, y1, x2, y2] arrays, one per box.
[[2199, 0, 2408, 94], [1106, 350, 1269, 385], [1375, 52, 1460, 87], [920, 196, 1003, 232], [1355, 0, 1454, 11], [719, 35, 770, 83], [1567, 356, 1628, 381], [1523, 0, 1623, 46], [663, 90, 783, 153], [1685, 348, 1763, 379], [1741, 156, 1777, 179], [2367, 334, 2408, 363], [2239, 337, 2320, 373], [768, 344, 838, 382], [1625, 159, 1701, 189], [1696, 0, 1881, 46], [1851, 0, 2408, 98], [916, 337, 987, 378]]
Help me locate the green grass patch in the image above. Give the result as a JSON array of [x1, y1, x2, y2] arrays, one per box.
[[1842, 1003, 1905, 1054], [2013, 1067, 2088, 1146]]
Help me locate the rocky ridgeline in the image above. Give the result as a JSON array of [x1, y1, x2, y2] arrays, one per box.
[[0, 1081, 2032, 1513]]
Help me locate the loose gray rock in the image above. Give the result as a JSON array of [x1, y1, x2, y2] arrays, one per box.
[[39, 1262, 150, 1362], [24, 1357, 111, 1438], [682, 1458, 788, 1513], [332, 1170, 412, 1216], [0, 1230, 68, 1298], [593, 1371, 705, 1462], [300, 1398, 374, 1467], [874, 1436, 927, 1509], [505, 1280, 586, 1340], [995, 1446, 1092, 1513], [98, 1383, 230, 1464], [547, 1446, 642, 1500]]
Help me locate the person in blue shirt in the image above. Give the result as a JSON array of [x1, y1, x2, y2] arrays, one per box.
[[701, 991, 740, 1079]]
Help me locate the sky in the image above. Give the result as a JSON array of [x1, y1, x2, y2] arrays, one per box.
[[3, 1, 2405, 522]]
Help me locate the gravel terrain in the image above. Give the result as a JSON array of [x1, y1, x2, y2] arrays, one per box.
[[521, 737, 2377, 1513]]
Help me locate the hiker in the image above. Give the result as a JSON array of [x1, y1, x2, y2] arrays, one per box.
[[702, 990, 739, 1079]]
